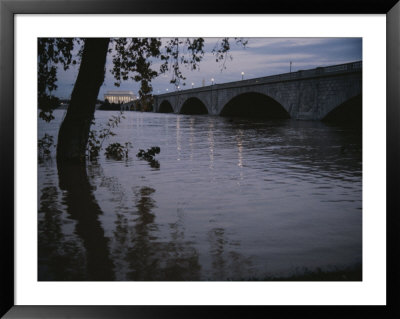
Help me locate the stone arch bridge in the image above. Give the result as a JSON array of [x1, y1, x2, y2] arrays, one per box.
[[153, 61, 362, 121]]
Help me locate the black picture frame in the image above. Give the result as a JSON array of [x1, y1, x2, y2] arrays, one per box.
[[1, 0, 399, 318]]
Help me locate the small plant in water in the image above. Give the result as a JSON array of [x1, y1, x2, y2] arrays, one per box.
[[38, 133, 55, 159], [87, 111, 131, 160], [105, 142, 132, 160], [137, 146, 161, 168], [136, 146, 161, 161]]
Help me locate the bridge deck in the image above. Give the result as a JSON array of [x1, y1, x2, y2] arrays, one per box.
[[156, 61, 362, 97]]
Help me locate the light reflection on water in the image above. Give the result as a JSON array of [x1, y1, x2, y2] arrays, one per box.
[[38, 110, 362, 281]]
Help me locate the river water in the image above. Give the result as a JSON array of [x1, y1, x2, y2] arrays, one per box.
[[38, 110, 362, 281]]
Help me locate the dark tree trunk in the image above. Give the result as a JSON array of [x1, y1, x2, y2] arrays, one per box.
[[56, 38, 110, 163]]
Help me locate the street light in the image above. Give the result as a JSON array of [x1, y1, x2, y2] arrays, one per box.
[[192, 82, 194, 89], [211, 78, 214, 85], [241, 72, 244, 80], [166, 88, 169, 92]]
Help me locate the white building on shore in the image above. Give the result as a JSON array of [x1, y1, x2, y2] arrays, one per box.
[[104, 91, 136, 104]]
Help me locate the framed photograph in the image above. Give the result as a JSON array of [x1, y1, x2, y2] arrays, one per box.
[[1, 0, 399, 317]]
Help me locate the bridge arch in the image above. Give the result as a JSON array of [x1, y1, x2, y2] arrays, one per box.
[[322, 94, 362, 125], [180, 97, 208, 115], [159, 100, 174, 113], [220, 92, 290, 119]]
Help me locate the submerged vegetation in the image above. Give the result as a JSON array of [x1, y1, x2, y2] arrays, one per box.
[[40, 111, 159, 164], [38, 133, 55, 160], [136, 146, 161, 161], [39, 112, 136, 162], [137, 146, 161, 169], [105, 142, 132, 161], [86, 111, 130, 160]]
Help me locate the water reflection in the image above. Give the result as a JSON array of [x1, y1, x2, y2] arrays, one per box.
[[236, 129, 244, 168], [236, 129, 245, 185], [106, 183, 202, 281], [39, 111, 362, 281], [125, 186, 158, 280], [224, 118, 362, 178], [38, 183, 86, 280], [207, 228, 253, 280], [124, 186, 201, 281], [57, 162, 115, 280], [189, 117, 195, 161], [208, 121, 215, 169], [208, 227, 226, 279], [176, 116, 181, 161]]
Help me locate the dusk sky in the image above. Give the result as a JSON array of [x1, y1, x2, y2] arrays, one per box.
[[53, 37, 362, 100]]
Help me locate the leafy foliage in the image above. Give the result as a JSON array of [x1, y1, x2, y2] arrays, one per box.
[[38, 37, 247, 122], [137, 146, 161, 169], [38, 38, 80, 121], [38, 134, 55, 159], [111, 37, 247, 97], [86, 112, 126, 160], [105, 142, 132, 160], [136, 146, 161, 161], [38, 37, 247, 161], [111, 38, 161, 97], [212, 38, 248, 70]]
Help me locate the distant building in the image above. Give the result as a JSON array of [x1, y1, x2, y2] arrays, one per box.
[[104, 91, 135, 104]]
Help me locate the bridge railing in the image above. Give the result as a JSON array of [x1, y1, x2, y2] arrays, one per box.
[[156, 61, 362, 97]]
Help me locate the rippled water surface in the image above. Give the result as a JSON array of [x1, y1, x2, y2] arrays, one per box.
[[38, 110, 362, 281]]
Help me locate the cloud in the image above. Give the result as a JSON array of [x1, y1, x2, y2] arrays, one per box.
[[53, 37, 361, 99], [244, 38, 330, 49]]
